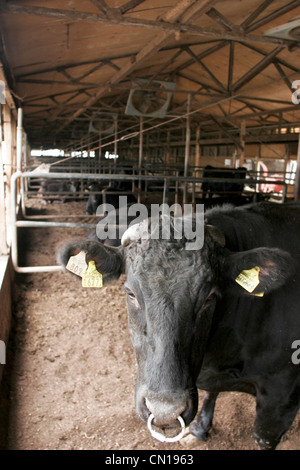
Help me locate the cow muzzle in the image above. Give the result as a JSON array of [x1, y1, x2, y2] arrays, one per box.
[[145, 395, 187, 442], [138, 388, 198, 441], [145, 394, 187, 427]]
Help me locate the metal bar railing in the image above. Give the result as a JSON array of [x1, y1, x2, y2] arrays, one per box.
[[11, 170, 288, 273]]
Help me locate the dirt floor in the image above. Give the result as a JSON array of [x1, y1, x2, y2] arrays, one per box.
[[1, 198, 299, 451]]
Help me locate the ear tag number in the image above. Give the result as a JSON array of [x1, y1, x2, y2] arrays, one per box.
[[66, 251, 88, 277], [235, 266, 261, 293], [82, 261, 103, 288]]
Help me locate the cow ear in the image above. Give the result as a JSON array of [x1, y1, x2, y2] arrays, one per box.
[[206, 225, 226, 247], [223, 247, 293, 296], [57, 239, 125, 284]]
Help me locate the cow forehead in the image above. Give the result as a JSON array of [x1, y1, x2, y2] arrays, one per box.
[[126, 237, 195, 266], [125, 239, 212, 294], [121, 214, 204, 248]]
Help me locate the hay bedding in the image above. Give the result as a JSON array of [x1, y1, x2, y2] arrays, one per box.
[[2, 200, 299, 450]]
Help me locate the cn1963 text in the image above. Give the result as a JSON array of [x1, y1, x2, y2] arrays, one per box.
[[104, 454, 194, 467]]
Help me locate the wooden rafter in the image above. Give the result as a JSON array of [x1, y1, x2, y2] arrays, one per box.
[[235, 97, 266, 114], [55, 0, 218, 133], [90, 0, 113, 14], [238, 95, 292, 105], [1, 3, 295, 47], [177, 72, 225, 95], [170, 40, 228, 75], [240, 42, 300, 75], [2, 0, 300, 149], [146, 49, 184, 83], [120, 0, 148, 14], [206, 7, 243, 32], [90, 0, 122, 20], [209, 114, 244, 149], [15, 56, 133, 80], [184, 45, 226, 91], [227, 41, 234, 92], [230, 104, 300, 122], [231, 46, 284, 92], [273, 61, 292, 91], [23, 88, 96, 104], [245, 0, 300, 33], [240, 0, 275, 30], [14, 41, 225, 80], [17, 77, 101, 88]]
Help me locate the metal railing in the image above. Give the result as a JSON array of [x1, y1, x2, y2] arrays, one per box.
[[10, 170, 288, 274]]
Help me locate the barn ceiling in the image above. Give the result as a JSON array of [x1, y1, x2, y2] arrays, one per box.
[[1, 0, 300, 151]]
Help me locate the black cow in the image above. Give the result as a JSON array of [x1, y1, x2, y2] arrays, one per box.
[[57, 202, 300, 449], [70, 180, 82, 199], [86, 182, 137, 215], [38, 179, 70, 204], [201, 165, 247, 199]]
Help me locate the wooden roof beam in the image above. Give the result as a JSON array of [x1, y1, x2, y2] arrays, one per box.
[[120, 1, 148, 15], [15, 41, 224, 80], [145, 48, 184, 83], [56, 0, 218, 132], [240, 0, 275, 30], [227, 41, 234, 92], [1, 3, 294, 47], [170, 40, 228, 75], [184, 45, 226, 91], [90, 0, 122, 20], [238, 95, 292, 105], [209, 114, 244, 149], [239, 42, 300, 74], [176, 71, 227, 95], [273, 61, 293, 91], [206, 7, 243, 33], [17, 77, 101, 88], [231, 45, 284, 92], [228, 104, 300, 121], [246, 0, 300, 33], [90, 0, 149, 17]]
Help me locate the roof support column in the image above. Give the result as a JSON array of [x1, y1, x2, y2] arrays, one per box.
[[239, 120, 246, 167], [294, 132, 300, 202], [138, 116, 143, 204], [183, 93, 191, 206]]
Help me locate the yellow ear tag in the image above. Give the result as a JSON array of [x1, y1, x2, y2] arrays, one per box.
[[82, 261, 103, 288], [66, 251, 88, 278], [252, 291, 264, 297], [235, 266, 261, 293]]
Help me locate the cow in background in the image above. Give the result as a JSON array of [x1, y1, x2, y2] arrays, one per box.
[[38, 179, 70, 204], [201, 166, 247, 199], [85, 181, 137, 215]]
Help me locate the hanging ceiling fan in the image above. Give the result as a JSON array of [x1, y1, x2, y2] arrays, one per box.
[[264, 17, 300, 41], [88, 112, 117, 134], [125, 79, 175, 118]]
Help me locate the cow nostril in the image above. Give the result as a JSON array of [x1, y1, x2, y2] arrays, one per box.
[[145, 396, 188, 427]]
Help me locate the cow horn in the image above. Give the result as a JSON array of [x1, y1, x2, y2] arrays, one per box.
[[121, 219, 149, 247]]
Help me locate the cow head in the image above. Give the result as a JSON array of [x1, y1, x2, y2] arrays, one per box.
[[57, 215, 292, 436]]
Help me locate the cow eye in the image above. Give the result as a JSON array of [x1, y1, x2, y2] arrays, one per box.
[[127, 290, 136, 300], [122, 284, 136, 301]]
